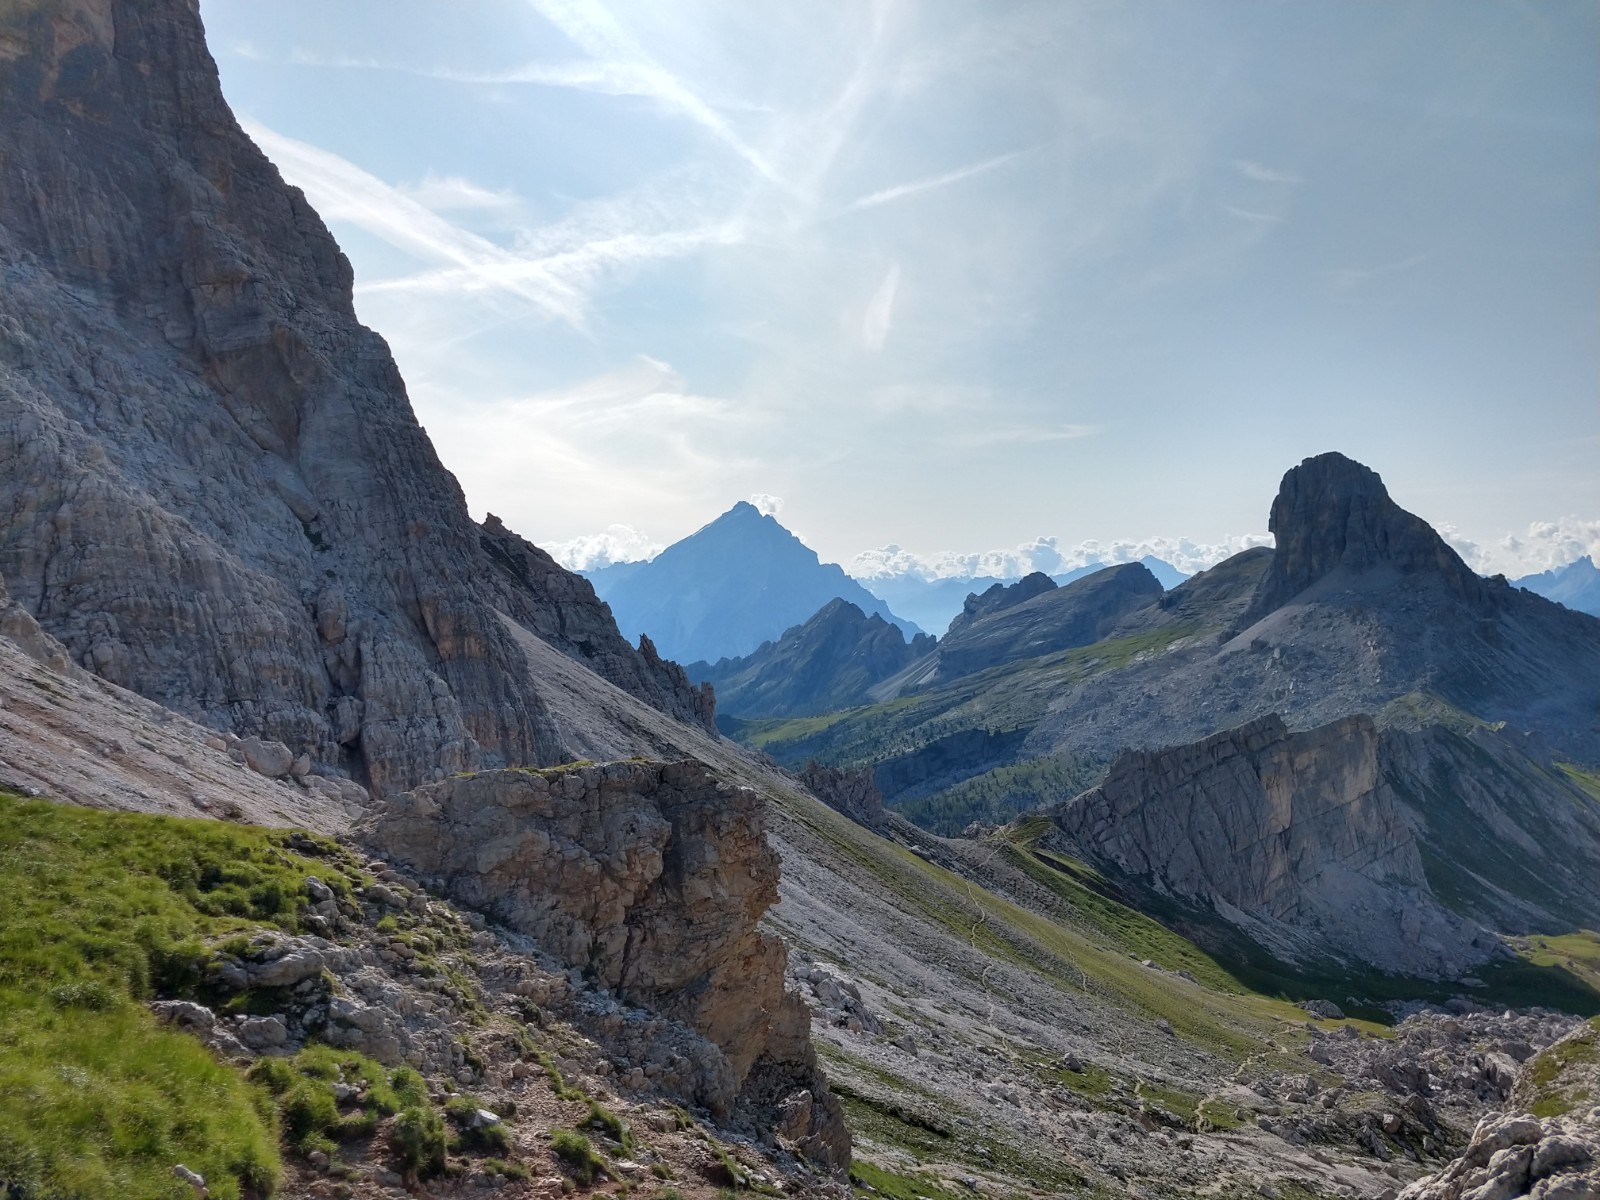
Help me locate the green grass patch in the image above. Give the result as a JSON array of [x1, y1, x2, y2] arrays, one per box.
[[849, 1159, 967, 1200], [582, 1101, 634, 1155], [0, 794, 373, 1198], [392, 1105, 448, 1178]]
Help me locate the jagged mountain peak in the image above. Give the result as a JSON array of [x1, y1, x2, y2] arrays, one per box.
[[1252, 451, 1484, 617]]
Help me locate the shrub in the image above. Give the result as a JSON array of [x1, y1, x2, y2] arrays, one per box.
[[445, 1093, 511, 1153]]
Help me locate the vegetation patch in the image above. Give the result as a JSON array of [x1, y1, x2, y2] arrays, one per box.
[[248, 1046, 422, 1155]]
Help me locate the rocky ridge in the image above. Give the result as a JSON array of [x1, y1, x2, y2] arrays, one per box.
[[871, 561, 1165, 698], [0, 0, 711, 802], [690, 598, 934, 720]]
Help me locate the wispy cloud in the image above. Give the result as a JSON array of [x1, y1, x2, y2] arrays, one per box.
[[1325, 252, 1429, 294], [845, 148, 1032, 211], [401, 174, 520, 212], [244, 119, 747, 332], [521, 0, 782, 184], [939, 422, 1099, 449], [1222, 204, 1284, 223], [860, 261, 900, 351], [1233, 158, 1301, 185], [243, 119, 591, 326]]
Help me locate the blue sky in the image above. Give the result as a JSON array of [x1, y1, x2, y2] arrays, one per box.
[[202, 0, 1598, 578]]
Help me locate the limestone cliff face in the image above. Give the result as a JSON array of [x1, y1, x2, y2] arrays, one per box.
[[361, 760, 848, 1164], [0, 0, 711, 795], [1047, 715, 1499, 977]]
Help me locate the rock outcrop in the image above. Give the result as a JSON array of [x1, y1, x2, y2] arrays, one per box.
[[796, 761, 888, 830], [0, 0, 711, 799], [1046, 709, 1600, 976], [1046, 714, 1500, 977], [691, 598, 934, 719], [360, 759, 848, 1164]]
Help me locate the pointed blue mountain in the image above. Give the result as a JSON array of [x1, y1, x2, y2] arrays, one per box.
[[586, 502, 922, 663]]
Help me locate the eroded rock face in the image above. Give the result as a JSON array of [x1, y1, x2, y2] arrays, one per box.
[[1047, 714, 1499, 977], [0, 0, 711, 797], [360, 759, 848, 1164]]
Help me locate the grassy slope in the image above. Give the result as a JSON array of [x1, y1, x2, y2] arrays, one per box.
[[0, 792, 378, 1199]]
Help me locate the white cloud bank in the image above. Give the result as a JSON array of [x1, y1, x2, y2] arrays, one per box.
[[749, 493, 785, 517], [546, 515, 1600, 581], [849, 533, 1273, 581], [547, 524, 663, 571], [1441, 517, 1600, 579]]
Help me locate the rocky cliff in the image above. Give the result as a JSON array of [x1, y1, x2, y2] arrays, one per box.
[[1046, 711, 1600, 977], [361, 759, 848, 1164], [0, 0, 711, 798], [1248, 452, 1488, 621], [691, 598, 934, 719]]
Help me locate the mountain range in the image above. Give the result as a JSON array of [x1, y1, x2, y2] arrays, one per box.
[[1, 4, 1598, 1198]]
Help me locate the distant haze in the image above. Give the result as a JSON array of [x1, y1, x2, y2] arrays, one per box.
[[204, 1, 1598, 575]]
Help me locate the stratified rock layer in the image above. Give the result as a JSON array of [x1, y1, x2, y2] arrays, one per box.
[[361, 759, 848, 1164], [1048, 715, 1532, 977], [0, 0, 710, 797]]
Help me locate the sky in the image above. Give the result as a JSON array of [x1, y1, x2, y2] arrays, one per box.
[[201, 0, 1599, 580]]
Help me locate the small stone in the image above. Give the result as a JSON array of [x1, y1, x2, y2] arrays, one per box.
[[171, 1164, 206, 1195]]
